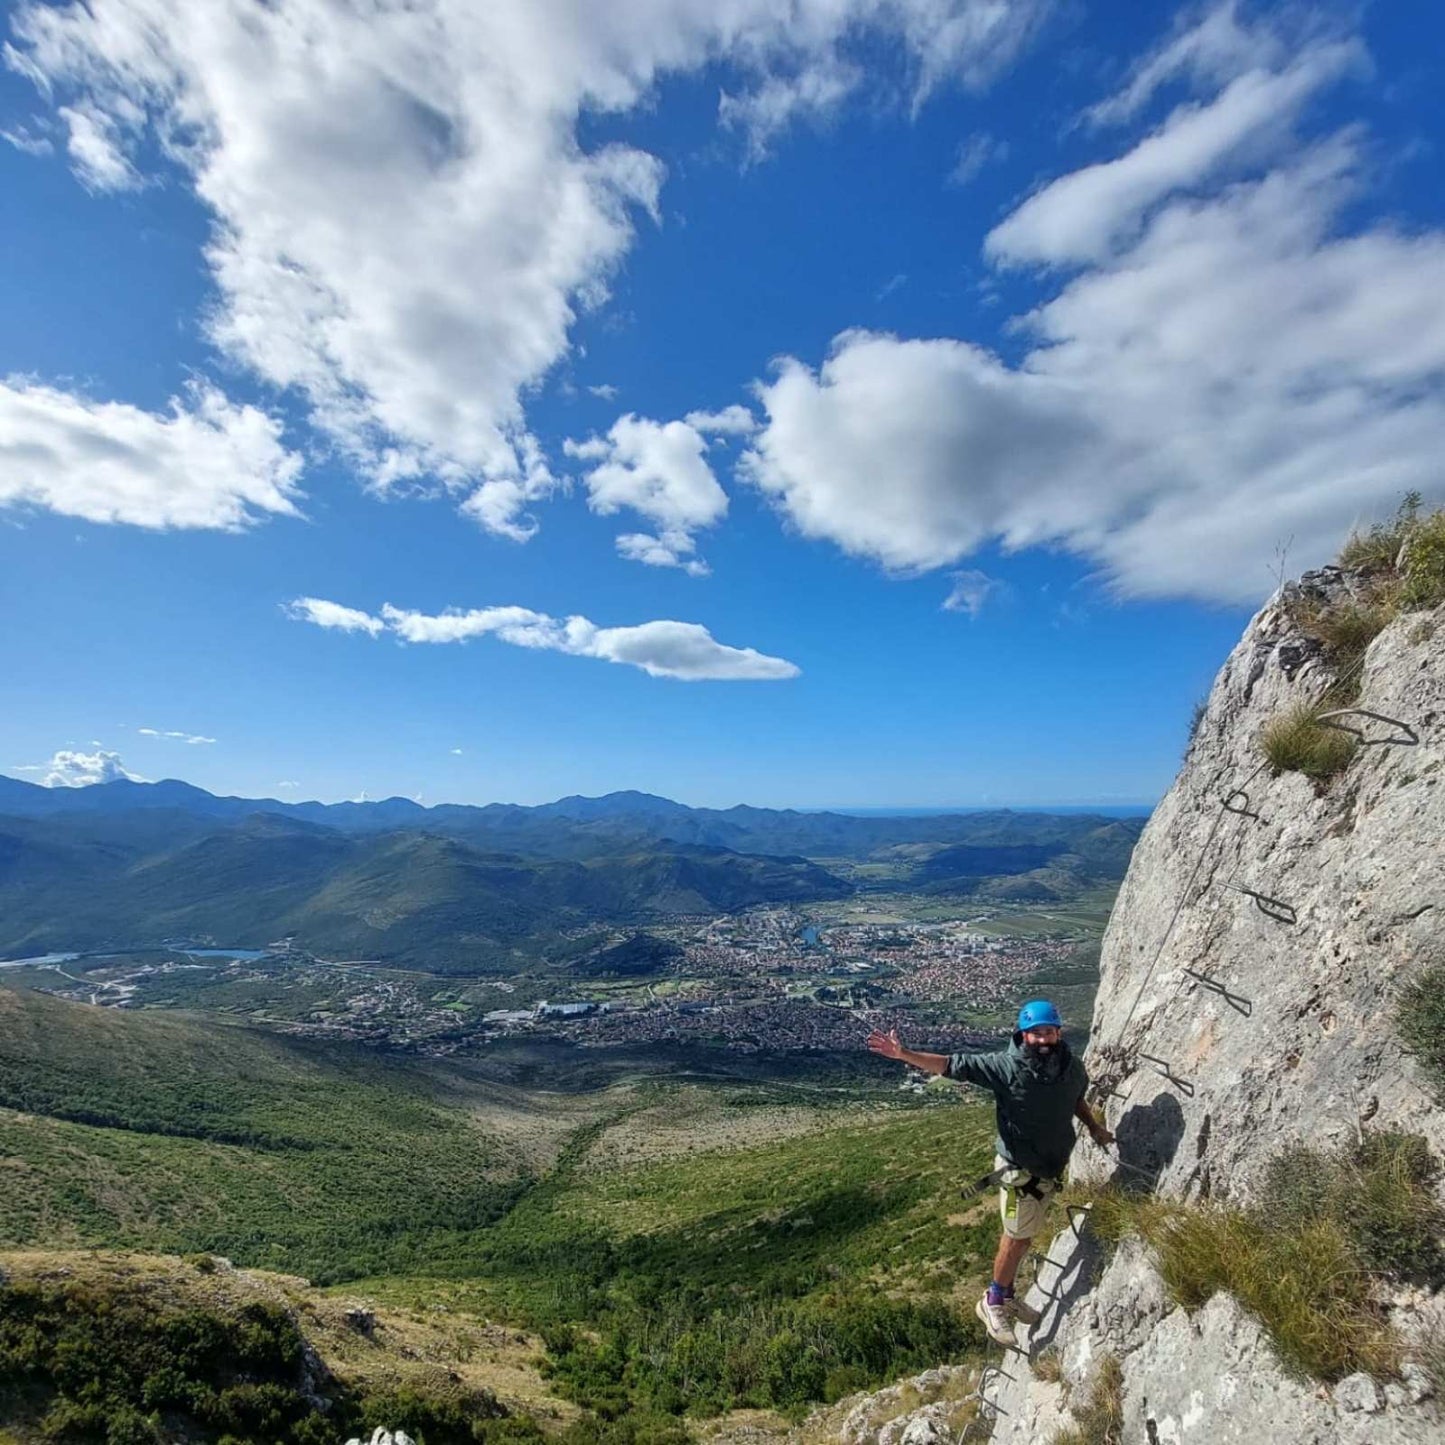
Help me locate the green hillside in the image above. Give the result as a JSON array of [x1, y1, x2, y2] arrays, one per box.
[[0, 813, 849, 970], [0, 987, 1005, 1432], [0, 988, 521, 1282]]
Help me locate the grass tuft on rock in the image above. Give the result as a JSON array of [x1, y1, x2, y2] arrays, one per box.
[[1073, 1131, 1445, 1384], [1260, 704, 1358, 780], [1398, 963, 1445, 1097], [1050, 1354, 1122, 1445]]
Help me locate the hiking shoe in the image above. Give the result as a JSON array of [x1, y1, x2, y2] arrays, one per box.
[[1008, 1297, 1042, 1327], [975, 1293, 1018, 1347]]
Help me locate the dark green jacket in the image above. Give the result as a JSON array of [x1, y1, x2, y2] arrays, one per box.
[[945, 1035, 1088, 1179]]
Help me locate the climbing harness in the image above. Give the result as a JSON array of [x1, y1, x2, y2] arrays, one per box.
[[961, 1164, 1055, 1202]]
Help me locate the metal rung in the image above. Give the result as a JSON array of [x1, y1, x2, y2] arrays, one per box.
[[1224, 882, 1296, 925], [1221, 787, 1263, 821], [1318, 708, 1418, 746], [1181, 966, 1252, 1016], [1139, 1052, 1196, 1097]]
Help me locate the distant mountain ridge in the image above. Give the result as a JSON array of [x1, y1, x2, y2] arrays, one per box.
[[0, 774, 1146, 971], [0, 774, 1144, 859]]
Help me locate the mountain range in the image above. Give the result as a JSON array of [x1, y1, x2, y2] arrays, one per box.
[[0, 775, 1146, 971]]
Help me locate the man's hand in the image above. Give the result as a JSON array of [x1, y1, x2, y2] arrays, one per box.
[[1089, 1124, 1116, 1149], [867, 1027, 905, 1061]]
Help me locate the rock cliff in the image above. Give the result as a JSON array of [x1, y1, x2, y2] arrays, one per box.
[[984, 571, 1445, 1443]]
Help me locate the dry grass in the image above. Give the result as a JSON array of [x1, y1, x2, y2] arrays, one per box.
[[1074, 1131, 1445, 1385], [1050, 1354, 1123, 1445], [1260, 704, 1358, 780], [1151, 1209, 1397, 1381], [1266, 498, 1445, 776], [1033, 1347, 1063, 1383], [1335, 494, 1445, 611]]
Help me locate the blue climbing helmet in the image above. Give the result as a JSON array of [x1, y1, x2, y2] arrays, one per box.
[[1017, 999, 1063, 1032]]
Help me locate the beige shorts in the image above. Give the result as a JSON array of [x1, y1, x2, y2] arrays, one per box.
[[996, 1154, 1058, 1240]]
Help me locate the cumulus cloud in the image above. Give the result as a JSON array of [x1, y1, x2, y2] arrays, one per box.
[[942, 570, 998, 617], [0, 379, 302, 530], [136, 728, 216, 745], [276, 780, 300, 790], [39, 749, 140, 787], [284, 597, 386, 636], [566, 414, 728, 573], [289, 597, 798, 681], [9, 0, 1047, 541], [741, 9, 1445, 604]]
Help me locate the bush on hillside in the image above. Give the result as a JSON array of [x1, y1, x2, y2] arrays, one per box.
[[1260, 705, 1357, 781], [0, 1279, 539, 1445]]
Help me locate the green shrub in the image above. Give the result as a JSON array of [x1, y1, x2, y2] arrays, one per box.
[[1338, 492, 1421, 572], [1399, 964, 1445, 1094], [1260, 705, 1357, 780], [0, 1279, 539, 1445], [1253, 1129, 1444, 1285], [1337, 492, 1445, 610], [1400, 507, 1445, 609], [1051, 1354, 1122, 1445]]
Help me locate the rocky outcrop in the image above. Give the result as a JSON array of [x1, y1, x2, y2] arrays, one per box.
[[983, 576, 1445, 1442]]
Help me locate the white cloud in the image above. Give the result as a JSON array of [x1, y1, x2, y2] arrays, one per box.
[[1, 123, 53, 156], [136, 728, 216, 745], [949, 131, 1008, 186], [290, 597, 798, 681], [942, 570, 998, 617], [720, 1, 1050, 156], [58, 101, 139, 190], [684, 405, 758, 437], [0, 379, 302, 530], [450, 748, 464, 756], [1085, 0, 1283, 129], [277, 780, 300, 790], [588, 384, 620, 401], [284, 597, 386, 636], [987, 39, 1361, 267], [740, 12, 1445, 605], [10, 0, 1048, 539], [566, 413, 727, 572], [39, 749, 140, 787]]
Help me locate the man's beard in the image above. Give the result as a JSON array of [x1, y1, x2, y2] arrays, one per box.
[[1023, 1040, 1065, 1078]]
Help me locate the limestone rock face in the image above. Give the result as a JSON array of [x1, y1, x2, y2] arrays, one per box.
[[983, 577, 1445, 1443]]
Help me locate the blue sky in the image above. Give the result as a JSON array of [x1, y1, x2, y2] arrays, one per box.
[[2, 1, 1443, 809]]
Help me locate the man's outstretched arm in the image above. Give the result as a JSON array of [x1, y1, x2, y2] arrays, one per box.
[[866, 1027, 951, 1076]]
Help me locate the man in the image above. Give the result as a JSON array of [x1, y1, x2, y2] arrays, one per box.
[[867, 999, 1113, 1346]]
